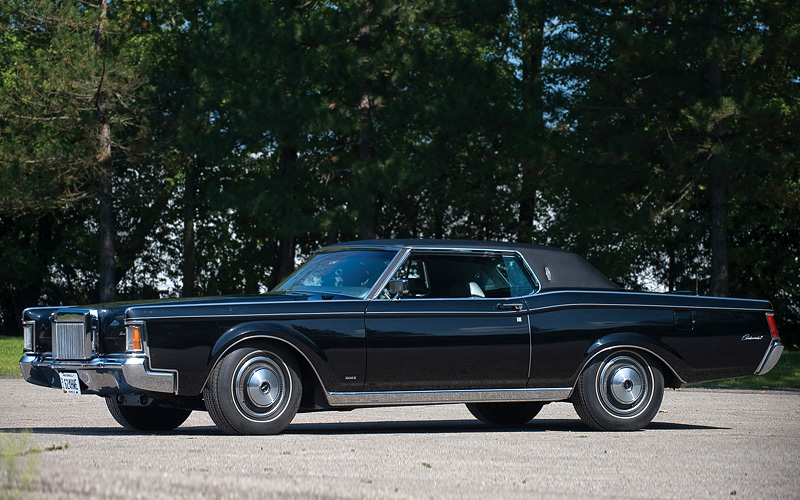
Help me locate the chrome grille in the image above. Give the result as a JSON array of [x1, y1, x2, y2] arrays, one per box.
[[52, 322, 89, 360]]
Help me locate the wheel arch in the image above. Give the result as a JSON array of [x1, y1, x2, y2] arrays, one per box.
[[203, 322, 332, 407], [575, 336, 687, 394]]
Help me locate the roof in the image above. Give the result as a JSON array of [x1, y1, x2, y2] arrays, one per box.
[[327, 239, 620, 291]]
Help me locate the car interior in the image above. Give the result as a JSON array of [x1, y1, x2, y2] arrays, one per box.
[[386, 253, 535, 299]]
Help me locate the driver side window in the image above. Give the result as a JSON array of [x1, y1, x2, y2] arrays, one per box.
[[389, 258, 432, 297], [382, 252, 535, 299]]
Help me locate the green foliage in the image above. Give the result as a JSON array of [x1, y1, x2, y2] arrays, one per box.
[[0, 337, 22, 375], [0, 0, 150, 214], [528, 0, 800, 345], [0, 0, 797, 347]]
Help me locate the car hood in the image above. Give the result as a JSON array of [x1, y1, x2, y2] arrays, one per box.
[[31, 291, 356, 318], [117, 291, 365, 321]]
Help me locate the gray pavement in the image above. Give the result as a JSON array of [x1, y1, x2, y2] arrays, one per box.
[[1, 377, 798, 499]]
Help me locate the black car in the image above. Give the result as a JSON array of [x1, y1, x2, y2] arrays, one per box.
[[20, 240, 783, 434]]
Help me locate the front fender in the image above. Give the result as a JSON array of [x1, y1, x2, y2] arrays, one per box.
[[206, 321, 335, 393]]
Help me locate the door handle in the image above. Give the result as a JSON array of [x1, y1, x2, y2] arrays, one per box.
[[497, 303, 524, 311]]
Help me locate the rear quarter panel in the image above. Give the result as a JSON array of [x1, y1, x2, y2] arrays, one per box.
[[525, 291, 773, 388]]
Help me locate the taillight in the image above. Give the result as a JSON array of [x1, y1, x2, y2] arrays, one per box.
[[766, 313, 780, 339]]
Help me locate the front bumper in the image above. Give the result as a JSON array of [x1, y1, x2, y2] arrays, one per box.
[[754, 340, 784, 376], [20, 355, 176, 395]]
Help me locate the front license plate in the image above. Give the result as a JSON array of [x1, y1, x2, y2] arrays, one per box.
[[59, 372, 81, 395]]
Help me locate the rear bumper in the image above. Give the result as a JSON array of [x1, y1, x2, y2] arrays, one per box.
[[20, 355, 176, 395], [754, 341, 784, 376]]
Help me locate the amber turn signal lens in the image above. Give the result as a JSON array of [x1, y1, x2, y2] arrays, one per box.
[[126, 324, 143, 352]]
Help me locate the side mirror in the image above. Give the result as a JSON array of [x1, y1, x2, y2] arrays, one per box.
[[388, 279, 409, 300]]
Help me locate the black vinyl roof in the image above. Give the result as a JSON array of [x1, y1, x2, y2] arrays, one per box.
[[328, 239, 620, 291]]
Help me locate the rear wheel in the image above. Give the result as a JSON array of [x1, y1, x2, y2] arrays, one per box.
[[106, 397, 191, 432], [572, 350, 664, 431], [204, 343, 301, 435], [466, 402, 544, 426]]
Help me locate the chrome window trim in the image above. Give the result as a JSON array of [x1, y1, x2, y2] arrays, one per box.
[[326, 387, 571, 407], [518, 252, 542, 294], [365, 248, 411, 300], [368, 246, 540, 300]]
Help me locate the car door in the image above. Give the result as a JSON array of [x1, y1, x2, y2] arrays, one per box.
[[363, 251, 535, 391]]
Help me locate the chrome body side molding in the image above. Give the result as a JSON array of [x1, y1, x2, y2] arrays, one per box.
[[325, 387, 572, 407]]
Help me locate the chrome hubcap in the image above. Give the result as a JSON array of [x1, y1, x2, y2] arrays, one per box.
[[608, 366, 643, 404], [246, 367, 281, 407], [234, 355, 288, 421], [597, 354, 651, 417]]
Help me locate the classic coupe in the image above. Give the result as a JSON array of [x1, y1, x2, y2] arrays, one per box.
[[20, 240, 783, 434]]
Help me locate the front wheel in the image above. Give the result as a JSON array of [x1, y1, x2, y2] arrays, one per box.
[[106, 397, 192, 432], [572, 350, 664, 431], [466, 402, 545, 426], [203, 343, 302, 435]]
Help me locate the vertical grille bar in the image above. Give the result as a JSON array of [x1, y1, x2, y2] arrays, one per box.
[[52, 322, 88, 360]]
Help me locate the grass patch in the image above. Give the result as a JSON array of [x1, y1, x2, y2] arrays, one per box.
[[0, 337, 22, 376], [699, 350, 800, 389], [1, 431, 40, 500]]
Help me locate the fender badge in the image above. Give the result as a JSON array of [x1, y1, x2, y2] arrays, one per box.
[[741, 334, 764, 341]]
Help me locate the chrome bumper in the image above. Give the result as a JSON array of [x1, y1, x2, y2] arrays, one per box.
[[20, 355, 176, 395], [754, 341, 784, 376]]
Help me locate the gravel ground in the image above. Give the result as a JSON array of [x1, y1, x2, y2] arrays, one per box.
[[1, 378, 798, 499]]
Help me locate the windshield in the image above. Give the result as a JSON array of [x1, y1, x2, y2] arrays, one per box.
[[274, 250, 396, 298]]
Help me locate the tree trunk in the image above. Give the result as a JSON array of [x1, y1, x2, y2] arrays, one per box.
[[275, 236, 296, 286], [708, 0, 728, 297], [433, 207, 444, 240], [516, 1, 546, 243], [710, 183, 728, 296], [356, 2, 378, 240], [3, 216, 55, 335], [98, 169, 116, 302], [96, 0, 116, 303], [272, 145, 298, 286], [183, 156, 200, 297], [667, 249, 676, 293]]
